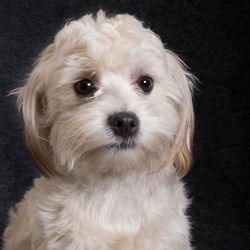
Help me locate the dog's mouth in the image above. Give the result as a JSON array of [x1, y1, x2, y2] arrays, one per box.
[[105, 141, 136, 151]]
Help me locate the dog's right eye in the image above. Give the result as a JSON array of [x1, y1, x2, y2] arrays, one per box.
[[74, 79, 97, 96]]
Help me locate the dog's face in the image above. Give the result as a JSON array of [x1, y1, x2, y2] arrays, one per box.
[[14, 11, 194, 178]]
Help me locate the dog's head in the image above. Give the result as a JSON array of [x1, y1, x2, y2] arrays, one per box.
[[13, 11, 195, 178]]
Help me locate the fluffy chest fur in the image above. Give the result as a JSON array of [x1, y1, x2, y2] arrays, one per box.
[[4, 171, 190, 250], [37, 171, 187, 235]]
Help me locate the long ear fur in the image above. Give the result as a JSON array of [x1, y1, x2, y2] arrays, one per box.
[[159, 51, 195, 176], [10, 44, 61, 178]]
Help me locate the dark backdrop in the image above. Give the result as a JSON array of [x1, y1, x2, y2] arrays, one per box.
[[0, 1, 249, 249]]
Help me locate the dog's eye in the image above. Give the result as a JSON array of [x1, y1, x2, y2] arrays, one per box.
[[74, 79, 96, 96], [137, 76, 154, 93]]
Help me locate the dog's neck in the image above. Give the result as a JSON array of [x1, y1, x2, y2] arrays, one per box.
[[51, 167, 177, 192]]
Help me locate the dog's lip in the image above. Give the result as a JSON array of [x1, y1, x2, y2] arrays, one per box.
[[105, 141, 136, 150]]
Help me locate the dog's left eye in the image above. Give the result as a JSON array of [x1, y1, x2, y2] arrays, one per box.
[[137, 76, 154, 93], [74, 79, 97, 96]]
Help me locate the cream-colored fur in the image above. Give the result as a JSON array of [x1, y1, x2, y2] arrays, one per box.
[[3, 10, 195, 250]]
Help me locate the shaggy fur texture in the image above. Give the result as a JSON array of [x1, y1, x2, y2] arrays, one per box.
[[3, 11, 195, 250]]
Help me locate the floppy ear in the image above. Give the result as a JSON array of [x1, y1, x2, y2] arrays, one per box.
[[159, 50, 195, 176], [10, 44, 61, 178]]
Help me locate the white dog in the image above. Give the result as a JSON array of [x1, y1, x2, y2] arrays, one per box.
[[3, 10, 195, 250]]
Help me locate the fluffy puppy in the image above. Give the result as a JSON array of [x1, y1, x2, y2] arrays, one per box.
[[3, 10, 195, 250]]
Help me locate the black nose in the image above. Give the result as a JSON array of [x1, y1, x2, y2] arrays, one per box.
[[107, 112, 139, 139]]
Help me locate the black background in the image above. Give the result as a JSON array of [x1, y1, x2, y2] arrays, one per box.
[[0, 0, 249, 249]]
